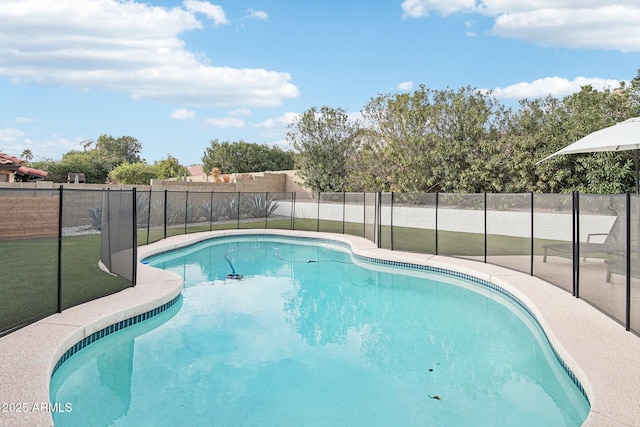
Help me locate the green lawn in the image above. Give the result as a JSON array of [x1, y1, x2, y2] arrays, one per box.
[[0, 234, 130, 335], [1, 219, 567, 335]]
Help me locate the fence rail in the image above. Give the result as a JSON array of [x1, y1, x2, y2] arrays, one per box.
[[1, 188, 638, 338]]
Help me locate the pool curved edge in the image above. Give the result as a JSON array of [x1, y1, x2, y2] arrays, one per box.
[[1, 229, 639, 426], [0, 246, 184, 427]]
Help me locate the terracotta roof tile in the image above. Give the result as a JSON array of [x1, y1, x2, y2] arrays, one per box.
[[188, 164, 204, 176], [0, 152, 23, 166], [0, 152, 47, 178], [18, 165, 48, 177]]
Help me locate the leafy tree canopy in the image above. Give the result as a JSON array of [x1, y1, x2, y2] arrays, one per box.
[[32, 150, 111, 183], [109, 162, 157, 185], [31, 134, 143, 183], [293, 69, 640, 194], [287, 106, 359, 192], [202, 140, 295, 175], [154, 154, 190, 179]]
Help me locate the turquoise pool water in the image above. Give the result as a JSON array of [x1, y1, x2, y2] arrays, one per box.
[[51, 235, 589, 426]]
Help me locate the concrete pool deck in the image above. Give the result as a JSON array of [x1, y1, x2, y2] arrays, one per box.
[[1, 229, 639, 426]]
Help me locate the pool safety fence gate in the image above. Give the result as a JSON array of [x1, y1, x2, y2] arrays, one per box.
[[0, 187, 135, 337], [1, 188, 638, 338]]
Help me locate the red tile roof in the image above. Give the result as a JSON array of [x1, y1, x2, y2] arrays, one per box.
[[18, 165, 47, 178], [0, 152, 22, 168], [188, 164, 204, 176], [0, 152, 48, 178]]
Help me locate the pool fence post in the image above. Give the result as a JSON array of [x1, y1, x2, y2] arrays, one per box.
[[291, 192, 296, 230], [342, 192, 346, 235], [376, 191, 381, 248], [362, 192, 366, 238], [530, 192, 534, 276], [484, 192, 487, 263], [435, 192, 439, 255], [237, 191, 240, 229], [57, 185, 63, 313], [184, 190, 189, 235], [390, 192, 394, 251], [145, 189, 152, 245], [264, 192, 269, 229], [163, 190, 168, 240], [316, 192, 320, 232], [574, 191, 580, 298], [626, 191, 631, 331], [209, 191, 214, 231], [132, 187, 137, 287], [105, 188, 112, 283]]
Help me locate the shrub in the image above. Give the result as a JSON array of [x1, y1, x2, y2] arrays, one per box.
[[243, 193, 279, 218]]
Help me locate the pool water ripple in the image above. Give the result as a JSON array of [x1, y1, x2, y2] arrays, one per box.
[[51, 236, 589, 426]]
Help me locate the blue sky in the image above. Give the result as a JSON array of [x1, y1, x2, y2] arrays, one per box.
[[1, 0, 639, 167]]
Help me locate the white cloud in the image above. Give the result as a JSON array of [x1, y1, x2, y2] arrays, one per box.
[[183, 0, 228, 26], [491, 5, 640, 51], [402, 0, 476, 17], [204, 117, 245, 128], [170, 108, 195, 120], [246, 9, 269, 21], [465, 20, 478, 37], [0, 127, 24, 144], [228, 108, 252, 117], [256, 112, 299, 129], [0, 0, 298, 107], [255, 112, 298, 139], [0, 129, 80, 159], [14, 117, 35, 124], [491, 76, 623, 99], [397, 81, 414, 91], [401, 1, 640, 51]]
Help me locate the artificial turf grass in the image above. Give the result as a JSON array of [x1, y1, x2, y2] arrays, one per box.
[[0, 234, 130, 334], [0, 220, 570, 335]]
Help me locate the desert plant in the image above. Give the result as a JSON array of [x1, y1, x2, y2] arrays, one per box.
[[185, 201, 203, 224], [85, 206, 102, 230], [222, 197, 242, 219], [243, 193, 280, 218], [166, 202, 185, 225], [198, 200, 225, 222]]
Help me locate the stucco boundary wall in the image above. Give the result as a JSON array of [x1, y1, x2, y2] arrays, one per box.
[[0, 183, 619, 243], [275, 201, 617, 243], [0, 171, 308, 193]]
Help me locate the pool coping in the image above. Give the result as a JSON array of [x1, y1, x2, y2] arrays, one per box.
[[1, 229, 639, 426]]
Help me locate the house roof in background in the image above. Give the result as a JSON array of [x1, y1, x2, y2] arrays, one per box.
[[0, 152, 22, 170], [0, 152, 48, 178], [188, 164, 204, 176]]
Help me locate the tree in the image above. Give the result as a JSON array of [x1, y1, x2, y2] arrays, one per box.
[[352, 87, 439, 192], [20, 149, 33, 162], [109, 162, 157, 185], [81, 139, 94, 151], [351, 86, 509, 193], [520, 85, 636, 193], [29, 133, 143, 183], [95, 134, 143, 167], [287, 106, 359, 192], [154, 154, 190, 179], [201, 140, 295, 175], [33, 150, 111, 183]]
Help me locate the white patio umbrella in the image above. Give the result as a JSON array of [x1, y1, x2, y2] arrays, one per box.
[[536, 117, 640, 193]]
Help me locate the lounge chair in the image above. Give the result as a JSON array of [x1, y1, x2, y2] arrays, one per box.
[[605, 257, 640, 283], [542, 216, 626, 263]]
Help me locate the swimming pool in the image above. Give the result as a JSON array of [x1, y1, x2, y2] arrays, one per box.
[[50, 235, 589, 426]]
